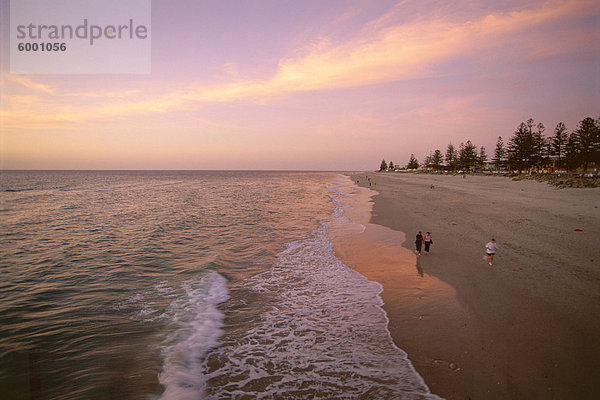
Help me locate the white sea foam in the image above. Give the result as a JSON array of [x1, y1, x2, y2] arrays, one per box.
[[157, 271, 229, 400], [199, 175, 442, 399], [157, 175, 440, 399], [154, 281, 176, 296]]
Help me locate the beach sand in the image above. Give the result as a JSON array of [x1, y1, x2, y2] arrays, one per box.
[[334, 173, 600, 400]]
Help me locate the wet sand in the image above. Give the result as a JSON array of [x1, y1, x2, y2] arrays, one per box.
[[337, 173, 600, 400]]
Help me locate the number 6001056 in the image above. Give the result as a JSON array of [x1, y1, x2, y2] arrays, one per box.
[[18, 42, 67, 51]]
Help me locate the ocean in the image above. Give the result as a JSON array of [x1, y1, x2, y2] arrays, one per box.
[[0, 171, 440, 400]]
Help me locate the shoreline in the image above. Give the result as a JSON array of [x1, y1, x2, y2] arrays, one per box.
[[328, 179, 459, 399], [339, 172, 600, 399]]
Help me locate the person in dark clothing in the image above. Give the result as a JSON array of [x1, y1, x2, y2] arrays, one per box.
[[415, 231, 423, 255]]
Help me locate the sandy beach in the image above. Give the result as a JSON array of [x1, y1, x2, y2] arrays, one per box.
[[335, 173, 600, 400]]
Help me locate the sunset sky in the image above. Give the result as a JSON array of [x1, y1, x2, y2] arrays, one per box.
[[1, 0, 599, 170]]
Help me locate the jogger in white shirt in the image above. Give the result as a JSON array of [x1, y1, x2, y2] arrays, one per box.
[[486, 238, 498, 266]]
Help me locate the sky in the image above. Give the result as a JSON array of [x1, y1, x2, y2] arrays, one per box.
[[1, 0, 599, 170]]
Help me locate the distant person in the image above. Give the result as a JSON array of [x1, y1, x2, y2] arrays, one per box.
[[415, 231, 423, 255], [424, 232, 433, 254], [486, 238, 498, 266]]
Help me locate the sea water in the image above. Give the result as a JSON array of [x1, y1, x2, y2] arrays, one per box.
[[0, 171, 440, 400]]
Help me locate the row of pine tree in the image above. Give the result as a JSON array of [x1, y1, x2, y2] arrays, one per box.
[[380, 116, 600, 173]]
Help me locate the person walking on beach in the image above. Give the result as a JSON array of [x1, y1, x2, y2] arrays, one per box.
[[486, 238, 498, 266], [424, 232, 433, 254], [415, 231, 423, 255]]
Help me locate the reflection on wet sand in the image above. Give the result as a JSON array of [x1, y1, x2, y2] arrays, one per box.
[[417, 265, 424, 278], [328, 179, 472, 395], [328, 181, 459, 317]]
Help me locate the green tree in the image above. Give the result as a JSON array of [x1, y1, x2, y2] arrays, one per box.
[[574, 117, 600, 171], [531, 122, 547, 170], [551, 122, 568, 169], [445, 143, 458, 171], [508, 120, 535, 171], [493, 136, 506, 170], [565, 132, 580, 172], [458, 140, 478, 171], [389, 161, 395, 171], [407, 154, 420, 169], [424, 154, 432, 166], [432, 149, 443, 170], [478, 146, 488, 169], [379, 159, 388, 172]]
